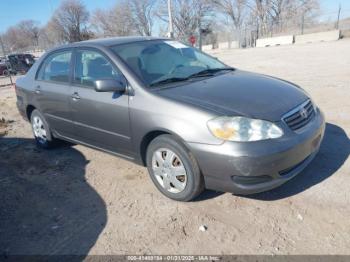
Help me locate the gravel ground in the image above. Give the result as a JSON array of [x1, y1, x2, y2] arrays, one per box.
[[0, 39, 349, 256]]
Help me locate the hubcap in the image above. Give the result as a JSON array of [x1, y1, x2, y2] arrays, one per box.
[[151, 148, 187, 193], [32, 116, 47, 143]]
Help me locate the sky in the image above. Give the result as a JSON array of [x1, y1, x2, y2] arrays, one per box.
[[0, 0, 350, 33], [0, 0, 116, 33]]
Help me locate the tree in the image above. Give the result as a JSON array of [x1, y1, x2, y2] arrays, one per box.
[[268, 0, 290, 31], [214, 0, 248, 30], [18, 20, 41, 47], [127, 0, 156, 36], [213, 0, 248, 44], [250, 0, 270, 37], [158, 0, 214, 42], [1, 20, 41, 52], [91, 1, 135, 37], [246, 0, 319, 38], [49, 0, 90, 43], [294, 0, 320, 32]]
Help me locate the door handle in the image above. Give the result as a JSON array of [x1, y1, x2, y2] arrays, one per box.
[[34, 85, 41, 94], [71, 92, 81, 101]]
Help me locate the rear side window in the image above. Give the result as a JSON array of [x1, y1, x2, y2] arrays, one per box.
[[37, 51, 72, 83], [74, 49, 121, 87]]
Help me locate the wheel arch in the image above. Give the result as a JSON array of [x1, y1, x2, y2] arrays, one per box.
[[26, 104, 36, 120], [139, 129, 190, 166]]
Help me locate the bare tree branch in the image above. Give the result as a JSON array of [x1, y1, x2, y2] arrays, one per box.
[[49, 0, 90, 43], [127, 0, 156, 36], [1, 20, 41, 52], [91, 1, 135, 37], [157, 0, 214, 41]]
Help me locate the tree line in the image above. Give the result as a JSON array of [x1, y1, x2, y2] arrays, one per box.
[[1, 0, 319, 53]]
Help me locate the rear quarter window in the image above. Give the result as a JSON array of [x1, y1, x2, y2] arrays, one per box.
[[37, 51, 72, 83]]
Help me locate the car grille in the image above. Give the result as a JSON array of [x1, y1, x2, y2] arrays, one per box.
[[283, 100, 315, 131]]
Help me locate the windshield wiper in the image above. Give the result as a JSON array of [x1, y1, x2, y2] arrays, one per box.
[[149, 77, 189, 87], [149, 68, 235, 87], [187, 67, 235, 79]]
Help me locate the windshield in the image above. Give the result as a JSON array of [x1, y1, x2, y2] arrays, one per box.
[[111, 40, 229, 87]]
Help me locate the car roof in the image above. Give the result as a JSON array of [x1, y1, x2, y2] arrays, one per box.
[[53, 36, 168, 50]]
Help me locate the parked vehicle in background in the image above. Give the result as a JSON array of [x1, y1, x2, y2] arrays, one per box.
[[15, 37, 325, 201], [7, 54, 35, 74], [0, 61, 17, 76]]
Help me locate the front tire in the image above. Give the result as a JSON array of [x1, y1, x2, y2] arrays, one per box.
[[146, 135, 204, 201], [30, 109, 56, 149]]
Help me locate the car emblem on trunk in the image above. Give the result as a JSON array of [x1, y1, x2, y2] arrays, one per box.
[[300, 108, 308, 119]]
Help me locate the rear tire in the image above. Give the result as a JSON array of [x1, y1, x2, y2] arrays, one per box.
[[30, 109, 57, 149], [146, 134, 204, 201]]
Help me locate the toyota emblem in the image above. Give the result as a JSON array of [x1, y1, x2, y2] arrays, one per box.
[[300, 108, 308, 119]]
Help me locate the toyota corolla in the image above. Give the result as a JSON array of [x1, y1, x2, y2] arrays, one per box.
[[15, 37, 325, 201]]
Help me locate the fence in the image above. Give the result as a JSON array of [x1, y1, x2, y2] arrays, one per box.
[[0, 75, 14, 88]]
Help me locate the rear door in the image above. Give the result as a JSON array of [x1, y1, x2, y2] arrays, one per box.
[[70, 48, 133, 157], [35, 49, 75, 138]]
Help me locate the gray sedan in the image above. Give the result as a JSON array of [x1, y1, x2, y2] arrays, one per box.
[[15, 37, 325, 201]]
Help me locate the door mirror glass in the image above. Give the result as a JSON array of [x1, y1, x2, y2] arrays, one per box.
[[94, 77, 126, 92]]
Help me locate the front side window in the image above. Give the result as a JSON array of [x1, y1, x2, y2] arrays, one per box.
[[74, 50, 120, 87], [37, 51, 72, 83], [111, 40, 228, 87]]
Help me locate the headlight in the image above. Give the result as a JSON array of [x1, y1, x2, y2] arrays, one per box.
[[207, 116, 283, 142]]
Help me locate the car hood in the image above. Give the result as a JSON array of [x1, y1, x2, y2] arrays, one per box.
[[155, 70, 308, 121]]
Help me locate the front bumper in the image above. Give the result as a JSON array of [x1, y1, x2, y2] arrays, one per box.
[[187, 110, 326, 195]]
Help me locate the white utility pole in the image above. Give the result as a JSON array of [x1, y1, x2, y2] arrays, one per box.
[[168, 0, 174, 38]]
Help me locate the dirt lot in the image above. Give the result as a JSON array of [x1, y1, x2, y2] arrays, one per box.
[[0, 39, 350, 256]]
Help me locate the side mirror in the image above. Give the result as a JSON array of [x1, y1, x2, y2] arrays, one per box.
[[94, 77, 126, 93]]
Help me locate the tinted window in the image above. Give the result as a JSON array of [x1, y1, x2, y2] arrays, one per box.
[[38, 51, 72, 83], [111, 40, 226, 86], [74, 50, 120, 87]]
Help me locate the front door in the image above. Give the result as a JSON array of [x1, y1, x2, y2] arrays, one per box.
[[70, 48, 133, 157]]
